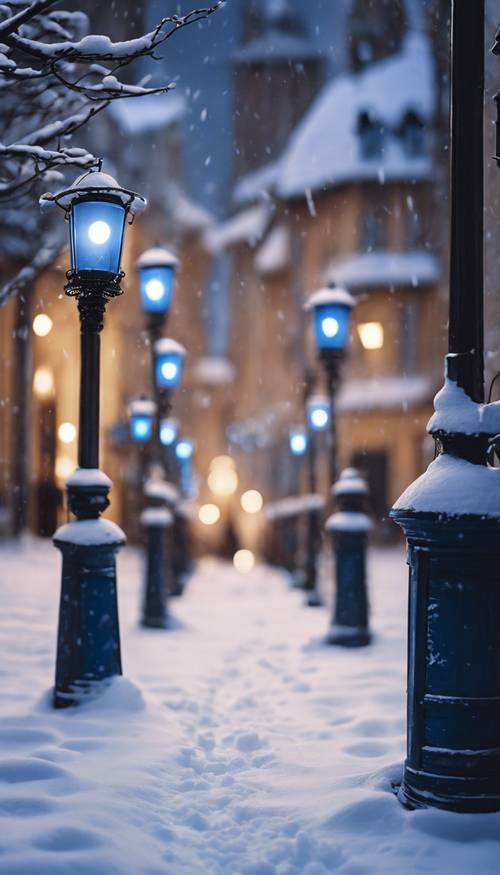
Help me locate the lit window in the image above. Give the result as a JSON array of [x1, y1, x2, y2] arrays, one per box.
[[33, 367, 54, 398], [358, 322, 384, 350]]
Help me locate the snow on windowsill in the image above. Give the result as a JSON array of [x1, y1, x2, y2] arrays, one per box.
[[337, 375, 433, 413], [324, 250, 440, 290]]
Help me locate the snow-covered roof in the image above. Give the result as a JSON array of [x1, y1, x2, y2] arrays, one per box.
[[108, 92, 186, 136], [324, 250, 440, 290], [337, 375, 433, 413], [234, 31, 317, 65], [167, 183, 213, 233], [233, 162, 279, 206], [254, 225, 290, 275], [276, 32, 435, 199], [204, 204, 273, 254]]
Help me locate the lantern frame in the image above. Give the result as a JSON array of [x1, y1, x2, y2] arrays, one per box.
[[305, 287, 356, 355], [136, 246, 179, 316], [154, 338, 187, 391]]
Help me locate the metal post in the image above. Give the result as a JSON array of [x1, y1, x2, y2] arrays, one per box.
[[448, 0, 484, 402], [326, 468, 371, 647], [390, 0, 500, 812], [322, 354, 341, 488], [53, 288, 124, 708], [303, 369, 322, 605]]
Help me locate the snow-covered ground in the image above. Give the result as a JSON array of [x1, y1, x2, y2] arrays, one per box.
[[0, 539, 499, 874]]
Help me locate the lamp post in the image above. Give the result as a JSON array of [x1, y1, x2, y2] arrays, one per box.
[[43, 168, 146, 707], [305, 287, 355, 486], [287, 425, 309, 586], [391, 1, 500, 812], [303, 393, 331, 606]]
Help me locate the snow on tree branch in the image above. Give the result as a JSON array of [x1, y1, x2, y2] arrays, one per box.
[[0, 0, 225, 306]]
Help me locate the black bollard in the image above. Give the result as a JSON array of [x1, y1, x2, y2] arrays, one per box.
[[141, 477, 174, 626], [325, 468, 371, 646]]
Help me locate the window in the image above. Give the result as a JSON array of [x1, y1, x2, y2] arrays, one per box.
[[399, 111, 426, 158], [357, 111, 385, 160]]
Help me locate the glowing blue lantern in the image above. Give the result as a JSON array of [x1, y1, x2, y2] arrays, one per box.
[[136, 246, 179, 315], [154, 339, 186, 390], [289, 427, 308, 456], [307, 395, 331, 432], [128, 398, 156, 443], [305, 287, 356, 353], [44, 169, 145, 283], [176, 439, 194, 461], [159, 417, 178, 447]]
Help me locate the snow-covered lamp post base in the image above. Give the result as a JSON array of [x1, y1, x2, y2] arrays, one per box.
[[391, 361, 500, 812], [53, 471, 125, 708], [326, 468, 372, 647]]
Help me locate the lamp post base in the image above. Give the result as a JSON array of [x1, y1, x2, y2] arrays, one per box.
[[53, 517, 125, 709]]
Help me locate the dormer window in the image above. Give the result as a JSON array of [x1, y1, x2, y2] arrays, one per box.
[[358, 111, 385, 160], [399, 111, 426, 158]]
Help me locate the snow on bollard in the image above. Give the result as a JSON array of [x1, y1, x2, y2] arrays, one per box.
[[325, 468, 372, 647]]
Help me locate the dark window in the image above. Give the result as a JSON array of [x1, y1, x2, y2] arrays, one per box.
[[399, 111, 426, 158], [357, 111, 385, 160]]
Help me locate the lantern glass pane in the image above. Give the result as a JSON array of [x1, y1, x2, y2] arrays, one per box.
[[314, 303, 351, 351], [140, 266, 175, 314], [307, 400, 331, 431], [70, 199, 126, 274], [131, 414, 153, 443], [289, 430, 307, 456], [155, 352, 183, 389], [159, 418, 177, 446]]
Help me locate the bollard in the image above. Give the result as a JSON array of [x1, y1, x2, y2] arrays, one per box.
[[141, 479, 174, 627], [325, 468, 371, 646]]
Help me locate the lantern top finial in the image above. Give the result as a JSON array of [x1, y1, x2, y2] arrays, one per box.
[[136, 246, 179, 271], [40, 167, 147, 218], [305, 286, 356, 311]]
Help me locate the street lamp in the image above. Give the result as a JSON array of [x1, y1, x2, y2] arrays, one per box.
[[159, 417, 178, 447], [289, 426, 308, 456], [154, 338, 186, 392], [302, 392, 332, 607], [305, 286, 355, 485], [391, 1, 500, 812], [42, 167, 146, 707], [136, 246, 179, 320], [129, 398, 156, 443], [306, 395, 331, 432]]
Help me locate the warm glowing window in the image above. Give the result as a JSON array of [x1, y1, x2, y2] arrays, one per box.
[[357, 322, 384, 350]]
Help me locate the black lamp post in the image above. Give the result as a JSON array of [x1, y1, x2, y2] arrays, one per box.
[[43, 167, 146, 707], [391, 1, 500, 812], [305, 286, 355, 486], [302, 393, 331, 606]]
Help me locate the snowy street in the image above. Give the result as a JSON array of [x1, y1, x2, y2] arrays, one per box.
[[0, 542, 499, 875]]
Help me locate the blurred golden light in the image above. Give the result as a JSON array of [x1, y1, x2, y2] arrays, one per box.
[[208, 466, 238, 497], [233, 549, 255, 574], [33, 367, 54, 398], [209, 455, 235, 470], [357, 321, 384, 350], [32, 313, 53, 337], [55, 455, 74, 481], [58, 422, 77, 444], [199, 503, 221, 526], [241, 490, 263, 514]]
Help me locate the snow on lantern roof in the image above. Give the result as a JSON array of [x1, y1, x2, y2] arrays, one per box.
[[41, 168, 146, 217], [305, 287, 356, 310], [135, 247, 179, 270], [192, 356, 235, 386], [337, 375, 434, 414], [233, 161, 279, 206], [254, 225, 290, 275], [276, 32, 435, 199], [108, 91, 186, 136], [154, 338, 186, 358], [203, 203, 273, 254], [128, 398, 156, 416], [324, 250, 440, 290]]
